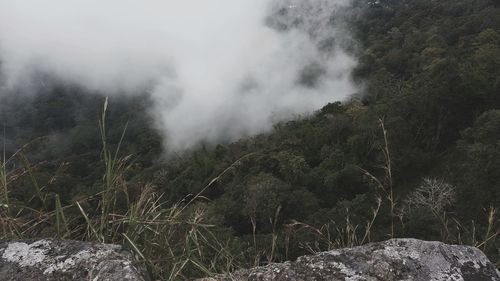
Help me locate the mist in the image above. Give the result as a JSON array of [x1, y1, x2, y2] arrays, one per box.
[[0, 0, 357, 151]]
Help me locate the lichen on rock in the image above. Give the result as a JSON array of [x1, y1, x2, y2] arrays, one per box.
[[201, 239, 500, 281], [0, 239, 149, 281]]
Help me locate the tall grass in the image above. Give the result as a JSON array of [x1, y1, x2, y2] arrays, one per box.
[[0, 99, 243, 280], [285, 197, 382, 253], [1, 125, 11, 215], [0, 103, 498, 280], [96, 96, 131, 242], [358, 118, 395, 238]]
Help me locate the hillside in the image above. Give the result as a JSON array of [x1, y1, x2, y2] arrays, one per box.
[[1, 0, 499, 279]]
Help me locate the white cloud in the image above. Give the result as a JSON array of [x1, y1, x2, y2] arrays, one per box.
[[0, 0, 356, 151]]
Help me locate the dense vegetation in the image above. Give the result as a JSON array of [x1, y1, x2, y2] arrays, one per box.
[[1, 0, 499, 279]]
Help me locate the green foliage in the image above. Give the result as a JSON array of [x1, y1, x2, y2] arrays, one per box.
[[1, 0, 500, 277]]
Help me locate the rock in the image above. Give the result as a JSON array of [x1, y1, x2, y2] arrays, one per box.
[[204, 239, 500, 281], [0, 239, 149, 281]]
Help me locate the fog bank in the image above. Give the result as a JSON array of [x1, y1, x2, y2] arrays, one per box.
[[0, 0, 357, 151]]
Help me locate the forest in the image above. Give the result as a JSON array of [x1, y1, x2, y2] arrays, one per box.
[[1, 0, 499, 279]]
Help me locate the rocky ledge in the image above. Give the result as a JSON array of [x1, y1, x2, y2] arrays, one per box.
[[0, 239, 149, 281], [202, 239, 500, 281], [1, 238, 498, 280]]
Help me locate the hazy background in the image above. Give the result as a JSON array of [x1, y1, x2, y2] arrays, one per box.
[[0, 0, 357, 151]]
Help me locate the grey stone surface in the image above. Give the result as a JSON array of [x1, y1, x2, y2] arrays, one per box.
[[204, 239, 500, 281], [0, 239, 149, 281]]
